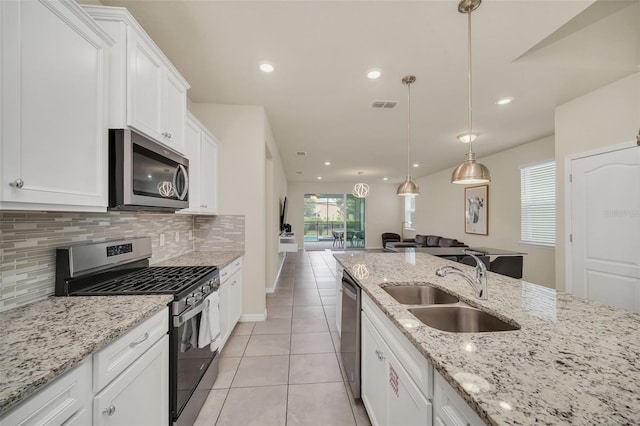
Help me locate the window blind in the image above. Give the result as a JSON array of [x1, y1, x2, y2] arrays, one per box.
[[521, 161, 556, 246]]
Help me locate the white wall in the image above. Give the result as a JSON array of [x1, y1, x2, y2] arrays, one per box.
[[189, 103, 285, 318], [287, 182, 403, 249], [413, 136, 556, 287], [554, 72, 640, 291], [265, 118, 288, 291]]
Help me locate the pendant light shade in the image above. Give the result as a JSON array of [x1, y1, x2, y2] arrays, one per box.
[[353, 183, 370, 198], [451, 0, 491, 185], [397, 75, 420, 196]]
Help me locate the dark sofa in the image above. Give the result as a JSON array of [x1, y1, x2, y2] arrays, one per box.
[[383, 233, 467, 249]]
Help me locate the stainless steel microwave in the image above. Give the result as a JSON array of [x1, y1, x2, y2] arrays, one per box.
[[109, 129, 189, 211]]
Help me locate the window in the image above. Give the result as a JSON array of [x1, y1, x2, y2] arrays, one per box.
[[520, 160, 556, 246], [403, 195, 415, 230]]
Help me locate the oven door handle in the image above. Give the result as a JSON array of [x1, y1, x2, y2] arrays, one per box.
[[174, 299, 207, 327]]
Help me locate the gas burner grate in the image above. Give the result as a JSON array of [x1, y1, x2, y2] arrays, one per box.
[[72, 266, 216, 295]]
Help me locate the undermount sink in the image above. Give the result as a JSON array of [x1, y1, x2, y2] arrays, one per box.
[[408, 305, 520, 333], [382, 285, 459, 305]]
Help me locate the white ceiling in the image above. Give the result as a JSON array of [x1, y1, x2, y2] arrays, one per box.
[[99, 0, 640, 183]]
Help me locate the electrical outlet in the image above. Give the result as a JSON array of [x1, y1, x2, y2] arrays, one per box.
[[175, 231, 180, 243], [159, 233, 165, 247], [188, 230, 193, 240]]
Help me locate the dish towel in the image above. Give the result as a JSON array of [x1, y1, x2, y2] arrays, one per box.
[[198, 291, 221, 352], [181, 317, 199, 352]]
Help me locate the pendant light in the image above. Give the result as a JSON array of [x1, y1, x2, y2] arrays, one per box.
[[353, 172, 370, 198], [451, 0, 491, 185], [397, 75, 420, 196]]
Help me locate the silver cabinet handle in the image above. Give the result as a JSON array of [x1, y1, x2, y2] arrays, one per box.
[[234, 262, 240, 266], [129, 332, 149, 348], [221, 272, 228, 277], [162, 132, 172, 139], [9, 179, 24, 189], [231, 280, 236, 286], [168, 132, 172, 139], [103, 405, 116, 416], [375, 349, 385, 361]]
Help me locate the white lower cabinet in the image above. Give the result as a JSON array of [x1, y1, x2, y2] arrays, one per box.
[[218, 257, 243, 348], [0, 358, 92, 426], [361, 313, 432, 426], [93, 335, 169, 426], [0, 308, 169, 426], [433, 372, 484, 426], [218, 279, 231, 347]]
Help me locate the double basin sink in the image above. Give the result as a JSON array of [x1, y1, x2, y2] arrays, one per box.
[[382, 285, 519, 333]]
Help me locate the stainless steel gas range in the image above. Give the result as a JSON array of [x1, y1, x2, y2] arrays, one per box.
[[55, 237, 219, 426]]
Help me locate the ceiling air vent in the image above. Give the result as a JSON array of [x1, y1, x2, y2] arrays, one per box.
[[371, 100, 398, 109], [296, 151, 307, 156]]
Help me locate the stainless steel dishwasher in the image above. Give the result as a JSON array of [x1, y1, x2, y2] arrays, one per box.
[[340, 269, 361, 398]]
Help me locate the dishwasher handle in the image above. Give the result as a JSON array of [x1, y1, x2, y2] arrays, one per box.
[[342, 271, 359, 301]]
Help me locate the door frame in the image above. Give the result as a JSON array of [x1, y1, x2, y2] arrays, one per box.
[[564, 139, 639, 294]]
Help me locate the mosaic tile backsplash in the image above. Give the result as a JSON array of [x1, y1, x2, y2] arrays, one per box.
[[0, 212, 244, 312]]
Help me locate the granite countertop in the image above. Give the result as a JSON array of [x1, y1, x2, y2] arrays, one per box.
[[334, 252, 640, 425], [154, 250, 244, 268], [0, 295, 172, 415]]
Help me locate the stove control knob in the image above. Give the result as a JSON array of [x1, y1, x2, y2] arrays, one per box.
[[201, 284, 211, 293], [186, 296, 197, 306]]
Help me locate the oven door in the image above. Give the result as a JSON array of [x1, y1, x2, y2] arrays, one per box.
[[171, 299, 218, 424]]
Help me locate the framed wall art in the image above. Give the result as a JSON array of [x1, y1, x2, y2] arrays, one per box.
[[465, 185, 488, 235]]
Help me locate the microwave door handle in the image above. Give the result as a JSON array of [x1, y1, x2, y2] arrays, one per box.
[[172, 164, 189, 201]]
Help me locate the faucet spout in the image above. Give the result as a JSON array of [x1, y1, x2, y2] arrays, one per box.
[[435, 251, 488, 300]]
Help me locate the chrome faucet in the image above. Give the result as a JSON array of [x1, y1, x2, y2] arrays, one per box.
[[435, 251, 488, 300]]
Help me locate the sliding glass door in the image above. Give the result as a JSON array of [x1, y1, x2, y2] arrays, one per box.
[[303, 193, 365, 250]]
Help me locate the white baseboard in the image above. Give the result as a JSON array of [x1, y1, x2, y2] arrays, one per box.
[[266, 255, 286, 294], [240, 309, 267, 322]]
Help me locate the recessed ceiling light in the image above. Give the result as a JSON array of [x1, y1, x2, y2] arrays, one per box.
[[367, 69, 382, 79], [324, 161, 331, 166], [383, 177, 388, 181], [259, 62, 274, 73], [456, 132, 479, 143], [496, 97, 513, 105], [412, 163, 419, 168], [317, 176, 322, 180]]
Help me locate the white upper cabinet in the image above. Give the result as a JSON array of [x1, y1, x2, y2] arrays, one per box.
[[179, 112, 218, 215], [83, 5, 189, 155], [0, 0, 112, 212]]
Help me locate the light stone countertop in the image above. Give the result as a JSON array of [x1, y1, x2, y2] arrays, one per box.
[[0, 295, 173, 415], [334, 252, 640, 425], [154, 250, 244, 269]]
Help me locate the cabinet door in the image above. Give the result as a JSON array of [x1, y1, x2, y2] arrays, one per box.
[[361, 314, 388, 426], [199, 131, 218, 214], [386, 349, 432, 426], [1, 0, 109, 211], [93, 335, 168, 426], [126, 27, 163, 142], [218, 282, 231, 348], [163, 71, 187, 152], [178, 116, 201, 213], [229, 268, 243, 326]]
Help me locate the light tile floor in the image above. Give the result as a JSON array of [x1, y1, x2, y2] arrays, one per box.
[[194, 251, 371, 426]]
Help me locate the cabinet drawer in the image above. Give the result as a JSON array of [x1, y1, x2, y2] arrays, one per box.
[[362, 293, 433, 399], [220, 257, 242, 283], [93, 307, 168, 392], [0, 358, 91, 426]]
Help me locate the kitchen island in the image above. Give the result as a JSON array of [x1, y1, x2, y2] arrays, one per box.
[[334, 251, 640, 425]]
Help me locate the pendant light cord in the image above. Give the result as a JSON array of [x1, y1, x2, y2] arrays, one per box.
[[467, 7, 473, 155], [407, 81, 412, 179]]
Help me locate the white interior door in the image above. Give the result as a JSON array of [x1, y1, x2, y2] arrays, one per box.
[[569, 144, 640, 312]]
